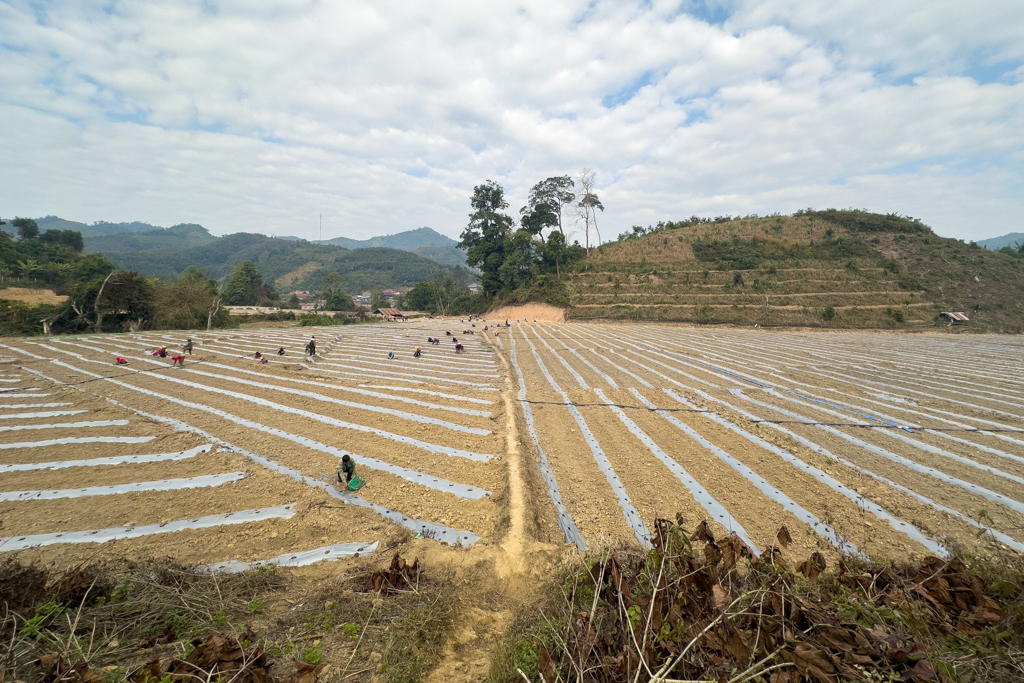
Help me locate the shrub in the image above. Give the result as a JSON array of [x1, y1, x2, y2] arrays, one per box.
[[884, 307, 906, 324], [300, 314, 338, 327], [822, 305, 836, 321]]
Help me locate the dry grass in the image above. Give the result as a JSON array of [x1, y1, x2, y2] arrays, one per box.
[[489, 518, 1024, 683], [0, 287, 68, 305], [0, 555, 462, 683]]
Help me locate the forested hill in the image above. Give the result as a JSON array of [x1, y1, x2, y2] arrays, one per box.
[[324, 227, 467, 267], [106, 232, 448, 292], [324, 226, 456, 250], [85, 224, 215, 253], [566, 210, 1024, 332]]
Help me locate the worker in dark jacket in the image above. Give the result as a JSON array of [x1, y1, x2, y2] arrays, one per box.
[[337, 454, 356, 485], [182, 338, 194, 355], [305, 337, 316, 356]]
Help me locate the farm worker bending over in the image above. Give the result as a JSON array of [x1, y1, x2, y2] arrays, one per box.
[[153, 347, 168, 358], [305, 337, 316, 356], [388, 350, 395, 359], [277, 347, 286, 355], [455, 343, 465, 353], [171, 355, 185, 368], [114, 356, 128, 365], [413, 347, 421, 357], [337, 454, 356, 485], [182, 338, 193, 355]]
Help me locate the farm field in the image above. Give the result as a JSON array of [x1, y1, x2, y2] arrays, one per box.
[[501, 322, 1024, 564], [1, 321, 1023, 573], [0, 325, 503, 568]]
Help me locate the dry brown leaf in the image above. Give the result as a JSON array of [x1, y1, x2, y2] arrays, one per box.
[[712, 584, 730, 612], [776, 525, 792, 548], [281, 660, 325, 683], [691, 520, 714, 544]]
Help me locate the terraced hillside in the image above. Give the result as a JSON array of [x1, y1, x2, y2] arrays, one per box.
[[567, 211, 1024, 331]]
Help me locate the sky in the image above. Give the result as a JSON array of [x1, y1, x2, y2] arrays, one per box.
[[1, 0, 1023, 243]]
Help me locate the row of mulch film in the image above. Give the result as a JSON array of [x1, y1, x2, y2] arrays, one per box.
[[516, 517, 1022, 683]]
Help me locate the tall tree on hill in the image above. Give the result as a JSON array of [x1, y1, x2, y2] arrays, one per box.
[[223, 260, 273, 305], [575, 169, 604, 254], [13, 218, 39, 241], [522, 176, 575, 238], [40, 229, 84, 253], [519, 200, 559, 240], [459, 180, 514, 296]]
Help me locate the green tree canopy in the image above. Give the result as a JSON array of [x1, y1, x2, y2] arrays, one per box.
[[522, 176, 575, 236], [40, 229, 84, 253], [321, 271, 354, 311], [13, 218, 39, 241], [223, 260, 275, 305], [459, 180, 515, 296]]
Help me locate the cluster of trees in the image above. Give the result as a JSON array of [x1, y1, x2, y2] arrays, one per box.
[[0, 220, 266, 336], [0, 217, 110, 287], [998, 242, 1024, 259], [457, 176, 589, 300], [403, 267, 479, 316]]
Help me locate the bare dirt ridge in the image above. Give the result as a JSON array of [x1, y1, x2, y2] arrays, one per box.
[[1, 321, 1022, 680]]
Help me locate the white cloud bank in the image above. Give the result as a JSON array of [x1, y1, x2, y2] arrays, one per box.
[[1, 0, 1022, 241]]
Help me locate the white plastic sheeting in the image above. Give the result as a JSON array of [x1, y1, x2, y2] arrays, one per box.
[[199, 541, 381, 573], [0, 444, 212, 472], [0, 504, 297, 551]]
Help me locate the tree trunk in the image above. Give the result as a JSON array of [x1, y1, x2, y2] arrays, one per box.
[[93, 272, 115, 333], [41, 320, 51, 335], [207, 296, 222, 331]]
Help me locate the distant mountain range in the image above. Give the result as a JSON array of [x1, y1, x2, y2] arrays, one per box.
[[108, 234, 446, 293], [322, 226, 467, 267], [324, 226, 456, 250], [978, 232, 1024, 250], [2, 216, 468, 292]]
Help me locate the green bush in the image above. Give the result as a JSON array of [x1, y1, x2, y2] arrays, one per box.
[[884, 307, 906, 324], [300, 314, 338, 327], [822, 305, 836, 321]]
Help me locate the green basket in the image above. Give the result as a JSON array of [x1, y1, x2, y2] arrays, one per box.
[[347, 476, 366, 491]]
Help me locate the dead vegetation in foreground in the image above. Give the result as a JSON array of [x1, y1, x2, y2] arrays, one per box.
[[0, 553, 459, 683], [490, 517, 1024, 683]]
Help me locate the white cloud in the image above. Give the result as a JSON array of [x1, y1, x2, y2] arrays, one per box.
[[0, 0, 1022, 241]]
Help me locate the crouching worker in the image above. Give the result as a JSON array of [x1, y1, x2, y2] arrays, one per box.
[[277, 347, 286, 356], [153, 347, 168, 358], [413, 346, 421, 357], [171, 354, 186, 368], [115, 356, 129, 365], [455, 343, 465, 353], [337, 454, 356, 485]]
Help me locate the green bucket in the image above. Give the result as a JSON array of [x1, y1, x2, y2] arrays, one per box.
[[347, 476, 366, 491]]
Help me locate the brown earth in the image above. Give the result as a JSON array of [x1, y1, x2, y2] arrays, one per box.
[[1, 322, 1023, 680]]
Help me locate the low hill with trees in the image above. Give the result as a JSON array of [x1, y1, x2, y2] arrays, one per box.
[[563, 209, 1024, 332], [105, 233, 448, 293], [84, 223, 216, 253]]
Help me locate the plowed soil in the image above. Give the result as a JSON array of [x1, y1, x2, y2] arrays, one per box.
[[2, 321, 1023, 680]]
